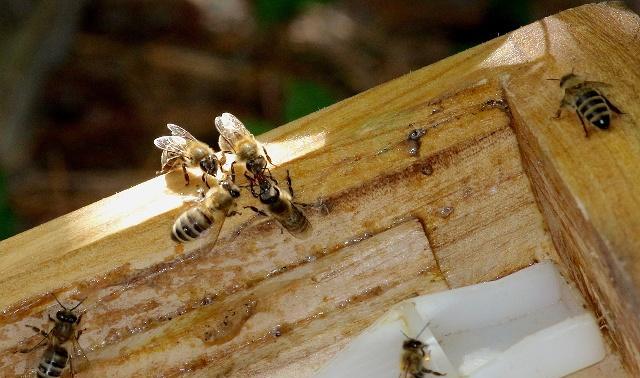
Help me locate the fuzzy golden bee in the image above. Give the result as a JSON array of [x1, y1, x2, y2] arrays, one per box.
[[171, 178, 240, 243], [215, 112, 273, 179], [400, 323, 445, 378], [245, 171, 311, 239], [20, 296, 87, 378], [553, 73, 622, 137], [154, 123, 224, 185]]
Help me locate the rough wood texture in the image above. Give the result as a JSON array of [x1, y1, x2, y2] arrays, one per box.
[[502, 3, 640, 375], [0, 2, 635, 377]]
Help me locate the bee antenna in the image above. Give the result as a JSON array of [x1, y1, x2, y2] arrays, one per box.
[[415, 321, 432, 339], [52, 294, 67, 311], [401, 330, 411, 340], [69, 297, 87, 311]]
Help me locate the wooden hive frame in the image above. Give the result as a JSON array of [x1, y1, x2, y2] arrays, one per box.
[[0, 2, 638, 377]]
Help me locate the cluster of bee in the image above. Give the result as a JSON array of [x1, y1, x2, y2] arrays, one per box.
[[18, 114, 312, 377], [19, 73, 619, 377], [154, 112, 311, 244]]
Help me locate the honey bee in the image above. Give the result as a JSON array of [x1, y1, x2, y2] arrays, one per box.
[[400, 322, 445, 378], [553, 73, 622, 137], [245, 170, 311, 239], [154, 123, 224, 185], [215, 112, 273, 179], [171, 177, 241, 243], [20, 296, 87, 378]]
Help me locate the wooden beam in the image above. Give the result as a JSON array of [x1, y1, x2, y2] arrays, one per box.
[[503, 2, 640, 375], [0, 2, 635, 376]]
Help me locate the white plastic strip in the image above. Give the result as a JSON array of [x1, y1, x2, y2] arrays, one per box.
[[315, 261, 605, 378]]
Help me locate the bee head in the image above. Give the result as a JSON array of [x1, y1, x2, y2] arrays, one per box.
[[258, 180, 279, 204], [56, 310, 78, 324], [199, 155, 219, 175], [52, 295, 85, 324], [403, 338, 424, 351], [408, 128, 426, 141], [246, 157, 266, 175]]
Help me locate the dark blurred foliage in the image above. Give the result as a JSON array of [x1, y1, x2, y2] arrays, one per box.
[[1, 0, 636, 237]]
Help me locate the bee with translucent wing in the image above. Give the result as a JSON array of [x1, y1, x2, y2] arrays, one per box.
[[154, 123, 225, 185], [171, 176, 241, 243], [552, 73, 623, 137], [400, 322, 445, 378], [20, 296, 88, 378], [244, 170, 311, 239], [215, 112, 274, 180]]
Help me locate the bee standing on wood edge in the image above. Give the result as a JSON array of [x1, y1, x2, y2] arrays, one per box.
[[550, 72, 623, 137], [19, 295, 88, 378]]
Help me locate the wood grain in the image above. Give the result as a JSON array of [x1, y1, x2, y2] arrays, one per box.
[[503, 2, 640, 375], [0, 2, 635, 376]]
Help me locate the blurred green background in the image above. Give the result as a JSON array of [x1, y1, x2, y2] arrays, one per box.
[[0, 0, 635, 238]]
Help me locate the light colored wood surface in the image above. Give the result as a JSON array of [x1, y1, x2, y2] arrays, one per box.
[[0, 2, 635, 377], [502, 3, 640, 375]]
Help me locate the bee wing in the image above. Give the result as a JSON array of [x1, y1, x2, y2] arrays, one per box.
[[18, 344, 43, 378], [69, 337, 90, 373], [154, 135, 188, 154], [215, 113, 250, 152], [582, 80, 611, 89], [213, 208, 229, 235], [159, 150, 184, 174], [167, 123, 197, 140]]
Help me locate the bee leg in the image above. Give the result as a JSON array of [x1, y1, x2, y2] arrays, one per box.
[[553, 104, 564, 119], [244, 206, 268, 217], [422, 368, 446, 376], [19, 329, 48, 353], [286, 169, 294, 198], [576, 110, 589, 137], [263, 146, 275, 167], [264, 168, 278, 185], [25, 325, 48, 338], [230, 161, 237, 182], [70, 353, 76, 378], [604, 96, 624, 115], [201, 173, 211, 189], [182, 164, 190, 186], [244, 173, 262, 197]]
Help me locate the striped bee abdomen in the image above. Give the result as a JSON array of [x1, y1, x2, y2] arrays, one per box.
[[575, 90, 611, 129], [172, 207, 213, 242], [37, 346, 68, 378], [281, 205, 311, 238]]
